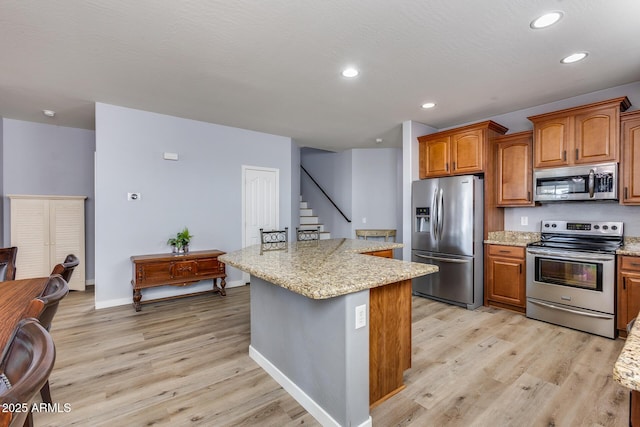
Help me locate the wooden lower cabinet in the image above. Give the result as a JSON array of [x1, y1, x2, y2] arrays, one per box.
[[130, 249, 226, 312], [485, 244, 526, 313], [366, 249, 410, 407], [617, 255, 640, 336]]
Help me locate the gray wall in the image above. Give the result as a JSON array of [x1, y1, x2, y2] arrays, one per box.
[[1, 118, 96, 279], [250, 276, 369, 426], [0, 118, 3, 243], [301, 149, 354, 238], [301, 147, 401, 241], [94, 103, 297, 308]]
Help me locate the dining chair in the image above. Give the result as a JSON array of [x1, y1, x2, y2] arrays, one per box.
[[50, 254, 79, 284], [296, 226, 320, 241], [0, 318, 56, 427], [0, 247, 18, 282], [259, 227, 288, 252], [25, 275, 69, 404]]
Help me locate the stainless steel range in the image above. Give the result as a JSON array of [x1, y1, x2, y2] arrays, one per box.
[[526, 220, 623, 339]]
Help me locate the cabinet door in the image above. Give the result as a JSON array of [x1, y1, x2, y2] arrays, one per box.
[[574, 106, 618, 164], [496, 133, 533, 206], [451, 129, 484, 174], [487, 255, 525, 308], [50, 199, 85, 290], [622, 113, 640, 204], [10, 198, 51, 279], [625, 274, 640, 330], [533, 116, 570, 168], [423, 136, 450, 177]]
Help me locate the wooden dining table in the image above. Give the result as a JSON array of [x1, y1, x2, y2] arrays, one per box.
[[0, 277, 48, 351]]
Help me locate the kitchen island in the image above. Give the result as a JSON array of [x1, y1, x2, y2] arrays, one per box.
[[219, 238, 436, 427]]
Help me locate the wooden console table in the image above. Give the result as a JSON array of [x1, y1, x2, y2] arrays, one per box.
[[130, 249, 226, 311]]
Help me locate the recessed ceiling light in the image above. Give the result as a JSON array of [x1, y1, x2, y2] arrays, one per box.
[[421, 102, 436, 109], [530, 11, 563, 29], [42, 109, 55, 117], [561, 52, 588, 64], [341, 67, 359, 78]]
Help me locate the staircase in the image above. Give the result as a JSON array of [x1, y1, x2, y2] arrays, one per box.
[[299, 199, 331, 240]]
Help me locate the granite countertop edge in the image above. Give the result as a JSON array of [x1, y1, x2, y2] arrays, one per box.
[[484, 231, 541, 247], [219, 238, 437, 299], [614, 315, 640, 391]]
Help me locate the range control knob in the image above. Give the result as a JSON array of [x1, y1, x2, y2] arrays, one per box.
[[612, 225, 618, 230], [544, 223, 550, 228], [603, 225, 609, 230], [594, 225, 600, 230], [551, 223, 557, 228]]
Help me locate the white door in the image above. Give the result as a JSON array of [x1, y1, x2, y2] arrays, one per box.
[[242, 165, 280, 248]]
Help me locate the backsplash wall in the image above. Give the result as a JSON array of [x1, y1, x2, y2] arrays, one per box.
[[504, 203, 640, 237]]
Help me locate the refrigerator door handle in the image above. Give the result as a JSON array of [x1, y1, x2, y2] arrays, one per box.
[[438, 188, 444, 239], [431, 189, 439, 240], [414, 253, 471, 264]]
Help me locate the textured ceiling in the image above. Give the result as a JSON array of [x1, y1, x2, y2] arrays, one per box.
[[1, 0, 639, 151]]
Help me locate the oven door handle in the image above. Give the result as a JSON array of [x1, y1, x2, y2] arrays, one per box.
[[526, 248, 614, 262], [529, 299, 612, 319]]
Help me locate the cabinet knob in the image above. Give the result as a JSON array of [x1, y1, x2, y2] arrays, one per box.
[[563, 150, 567, 161], [575, 148, 579, 160]]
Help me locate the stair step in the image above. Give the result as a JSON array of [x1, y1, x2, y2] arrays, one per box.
[[319, 232, 331, 240], [300, 201, 308, 209], [298, 224, 325, 232], [300, 216, 319, 225], [300, 208, 313, 216]]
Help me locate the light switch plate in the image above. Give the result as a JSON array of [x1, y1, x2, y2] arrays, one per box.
[[355, 304, 366, 329]]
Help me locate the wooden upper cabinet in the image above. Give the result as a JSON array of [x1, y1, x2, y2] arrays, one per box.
[[423, 136, 450, 177], [418, 121, 507, 179], [528, 96, 631, 168], [533, 116, 570, 167], [452, 128, 484, 174], [621, 110, 640, 204], [495, 131, 533, 207]]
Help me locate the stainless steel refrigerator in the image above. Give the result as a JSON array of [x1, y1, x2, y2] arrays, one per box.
[[411, 175, 484, 309]]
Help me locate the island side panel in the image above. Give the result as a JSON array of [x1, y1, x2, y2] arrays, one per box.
[[249, 276, 370, 427]]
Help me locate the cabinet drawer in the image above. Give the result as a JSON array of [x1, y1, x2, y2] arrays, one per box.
[[488, 245, 525, 258], [621, 256, 640, 272]]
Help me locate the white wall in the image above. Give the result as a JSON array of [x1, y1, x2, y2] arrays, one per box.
[[95, 103, 296, 308]]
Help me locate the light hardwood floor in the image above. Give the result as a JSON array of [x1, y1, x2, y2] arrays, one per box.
[[34, 285, 629, 426]]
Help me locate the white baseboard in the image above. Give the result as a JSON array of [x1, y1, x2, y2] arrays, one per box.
[[95, 297, 132, 309], [249, 345, 372, 427]]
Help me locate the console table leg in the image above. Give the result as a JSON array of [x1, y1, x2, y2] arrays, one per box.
[[220, 277, 226, 296], [133, 289, 142, 312]]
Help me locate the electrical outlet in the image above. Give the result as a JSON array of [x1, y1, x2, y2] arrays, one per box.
[[128, 192, 141, 201], [355, 304, 367, 329], [520, 216, 528, 226], [362, 217, 367, 224]]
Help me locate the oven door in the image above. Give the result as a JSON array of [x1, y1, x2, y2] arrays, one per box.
[[526, 248, 615, 314]]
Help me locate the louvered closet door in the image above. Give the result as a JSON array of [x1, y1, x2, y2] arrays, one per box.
[[50, 199, 85, 291], [10, 198, 51, 279], [10, 195, 86, 291]]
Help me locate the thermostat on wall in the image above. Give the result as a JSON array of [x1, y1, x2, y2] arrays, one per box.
[[163, 152, 179, 161]]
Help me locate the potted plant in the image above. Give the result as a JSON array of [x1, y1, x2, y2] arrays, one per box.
[[167, 227, 193, 253]]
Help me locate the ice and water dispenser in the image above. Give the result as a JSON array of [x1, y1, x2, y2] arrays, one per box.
[[415, 207, 430, 232]]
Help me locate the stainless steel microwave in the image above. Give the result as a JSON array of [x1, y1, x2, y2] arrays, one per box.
[[533, 162, 618, 202]]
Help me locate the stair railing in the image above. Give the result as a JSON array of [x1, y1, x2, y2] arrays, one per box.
[[300, 165, 352, 223]]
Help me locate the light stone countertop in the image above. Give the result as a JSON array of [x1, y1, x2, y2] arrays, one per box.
[[619, 237, 640, 256], [484, 231, 541, 247], [614, 316, 640, 391], [219, 238, 438, 299]]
